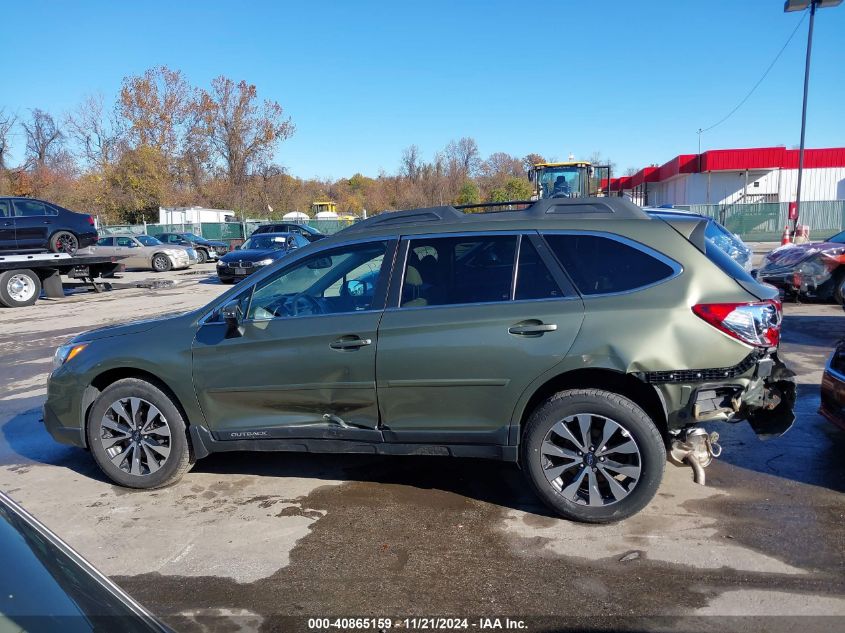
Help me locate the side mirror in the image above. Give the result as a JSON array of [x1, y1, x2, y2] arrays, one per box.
[[345, 280, 368, 296], [220, 300, 244, 337]]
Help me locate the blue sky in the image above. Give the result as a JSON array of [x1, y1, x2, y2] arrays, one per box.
[[2, 0, 844, 179]]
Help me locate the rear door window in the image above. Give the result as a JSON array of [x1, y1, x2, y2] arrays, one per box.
[[544, 233, 676, 295], [0, 200, 9, 217], [12, 200, 48, 216], [400, 235, 516, 307]]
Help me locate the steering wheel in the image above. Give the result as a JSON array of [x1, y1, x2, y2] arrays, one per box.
[[284, 292, 323, 317]]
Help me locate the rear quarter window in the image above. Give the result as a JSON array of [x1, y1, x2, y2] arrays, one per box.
[[544, 233, 676, 295]]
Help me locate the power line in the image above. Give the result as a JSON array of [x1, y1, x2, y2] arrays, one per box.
[[698, 10, 808, 136]]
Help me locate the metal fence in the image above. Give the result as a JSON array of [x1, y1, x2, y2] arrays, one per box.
[[98, 219, 356, 244], [98, 201, 845, 244], [674, 200, 845, 241]]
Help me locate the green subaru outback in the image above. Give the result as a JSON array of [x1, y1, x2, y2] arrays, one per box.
[[44, 198, 795, 522]]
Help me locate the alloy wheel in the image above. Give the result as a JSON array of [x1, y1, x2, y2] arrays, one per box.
[[540, 413, 642, 507], [99, 397, 172, 476], [56, 233, 78, 254]]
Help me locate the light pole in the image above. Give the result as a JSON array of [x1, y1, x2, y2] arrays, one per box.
[[784, 0, 842, 233]]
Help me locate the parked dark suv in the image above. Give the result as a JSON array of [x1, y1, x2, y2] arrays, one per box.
[[44, 198, 794, 523], [155, 232, 229, 263], [0, 197, 97, 254], [251, 222, 325, 242]]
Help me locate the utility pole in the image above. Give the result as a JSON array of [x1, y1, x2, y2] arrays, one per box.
[[784, 0, 842, 232]]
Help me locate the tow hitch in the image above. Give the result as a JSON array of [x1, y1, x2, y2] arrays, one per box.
[[669, 427, 722, 485]]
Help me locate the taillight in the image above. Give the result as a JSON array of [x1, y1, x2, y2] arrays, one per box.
[[87, 215, 95, 226], [692, 300, 782, 348]]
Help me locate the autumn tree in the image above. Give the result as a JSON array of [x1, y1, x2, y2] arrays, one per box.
[[196, 76, 294, 210], [119, 66, 191, 163], [522, 153, 546, 172]]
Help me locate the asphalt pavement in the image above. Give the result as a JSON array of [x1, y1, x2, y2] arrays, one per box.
[[0, 262, 843, 632]]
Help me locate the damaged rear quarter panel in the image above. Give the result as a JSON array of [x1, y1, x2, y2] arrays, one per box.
[[513, 220, 767, 433]]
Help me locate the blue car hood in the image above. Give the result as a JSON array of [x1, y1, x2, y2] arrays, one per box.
[[220, 248, 285, 262]]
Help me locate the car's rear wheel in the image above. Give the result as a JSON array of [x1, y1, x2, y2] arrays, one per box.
[[0, 269, 41, 307], [151, 253, 172, 272], [196, 248, 208, 264], [50, 231, 79, 254], [522, 388, 665, 523], [87, 378, 192, 489]]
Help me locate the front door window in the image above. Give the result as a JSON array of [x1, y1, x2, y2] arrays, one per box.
[[246, 241, 388, 320]]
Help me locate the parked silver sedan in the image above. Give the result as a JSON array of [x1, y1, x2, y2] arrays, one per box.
[[95, 234, 197, 272]]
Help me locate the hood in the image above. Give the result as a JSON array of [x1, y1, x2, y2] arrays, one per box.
[[762, 241, 845, 269], [220, 248, 286, 262], [193, 237, 227, 247], [71, 313, 187, 343]]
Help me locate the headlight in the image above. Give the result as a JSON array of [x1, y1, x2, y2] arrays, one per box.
[[255, 258, 274, 266], [53, 343, 87, 370], [164, 249, 182, 257]]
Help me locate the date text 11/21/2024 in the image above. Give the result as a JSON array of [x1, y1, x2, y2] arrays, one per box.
[[307, 617, 527, 630]]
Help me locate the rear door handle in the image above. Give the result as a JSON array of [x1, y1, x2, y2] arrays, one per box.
[[330, 336, 372, 350], [508, 322, 558, 336]]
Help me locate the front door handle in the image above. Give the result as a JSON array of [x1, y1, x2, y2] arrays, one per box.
[[330, 336, 373, 350], [508, 321, 558, 336]]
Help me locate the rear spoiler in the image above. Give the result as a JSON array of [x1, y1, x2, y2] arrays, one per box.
[[656, 216, 707, 254]]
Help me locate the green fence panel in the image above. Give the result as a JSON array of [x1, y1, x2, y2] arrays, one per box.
[[672, 201, 845, 241]]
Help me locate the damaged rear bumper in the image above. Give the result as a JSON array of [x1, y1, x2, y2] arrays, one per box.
[[641, 352, 797, 439]]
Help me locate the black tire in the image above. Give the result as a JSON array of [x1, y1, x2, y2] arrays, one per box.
[[196, 248, 208, 264], [832, 269, 845, 306], [86, 378, 192, 489], [151, 253, 172, 272], [0, 269, 42, 307], [522, 388, 665, 523], [49, 231, 79, 254]]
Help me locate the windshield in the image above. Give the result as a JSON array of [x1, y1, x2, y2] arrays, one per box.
[[136, 236, 162, 246], [242, 235, 287, 250], [181, 233, 202, 241], [538, 166, 582, 199]]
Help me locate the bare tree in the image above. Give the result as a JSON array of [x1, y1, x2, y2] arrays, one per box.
[[401, 144, 421, 181], [444, 137, 481, 177], [0, 109, 16, 171], [22, 109, 63, 169], [480, 152, 523, 179], [65, 95, 119, 170]]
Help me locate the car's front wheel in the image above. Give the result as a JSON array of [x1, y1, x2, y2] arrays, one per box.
[[196, 248, 208, 264], [87, 378, 192, 488], [522, 388, 665, 523], [151, 253, 172, 272]]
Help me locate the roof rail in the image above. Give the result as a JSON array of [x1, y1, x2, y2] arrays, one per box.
[[522, 197, 648, 219], [341, 196, 648, 234], [342, 205, 464, 233]]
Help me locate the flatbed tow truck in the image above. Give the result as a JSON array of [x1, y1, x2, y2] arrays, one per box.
[[0, 252, 125, 308]]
